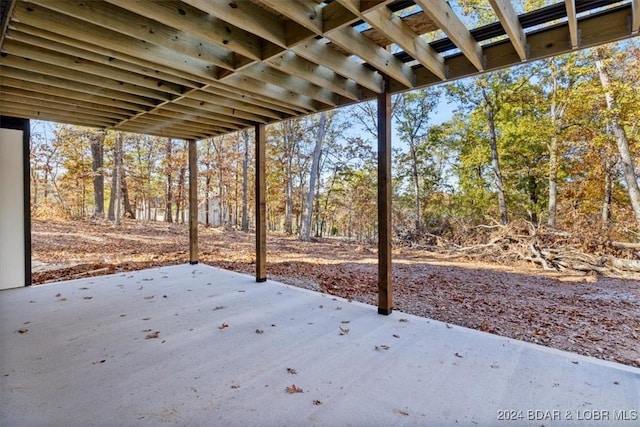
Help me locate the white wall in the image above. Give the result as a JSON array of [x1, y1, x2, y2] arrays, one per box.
[[0, 128, 26, 289]]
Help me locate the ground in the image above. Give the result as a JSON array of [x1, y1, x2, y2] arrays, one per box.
[[31, 219, 640, 369]]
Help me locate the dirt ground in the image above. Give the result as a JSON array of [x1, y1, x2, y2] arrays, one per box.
[[31, 219, 640, 369]]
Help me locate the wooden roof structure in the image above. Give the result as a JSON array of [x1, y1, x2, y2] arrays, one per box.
[[1, 0, 639, 141]]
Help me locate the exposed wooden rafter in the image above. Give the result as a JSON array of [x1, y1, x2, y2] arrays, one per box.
[[0, 0, 637, 140], [565, 0, 579, 48], [489, 0, 528, 61], [414, 0, 485, 71]]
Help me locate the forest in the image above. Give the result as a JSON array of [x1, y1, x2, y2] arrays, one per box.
[[30, 40, 640, 252]]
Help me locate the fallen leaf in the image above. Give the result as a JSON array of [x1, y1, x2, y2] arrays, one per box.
[[341, 320, 350, 324], [83, 296, 93, 300], [454, 352, 463, 358], [92, 359, 106, 365], [142, 317, 151, 321], [58, 298, 67, 302], [286, 384, 303, 394], [375, 344, 390, 351], [219, 323, 229, 330], [230, 384, 240, 389], [55, 293, 61, 297], [396, 409, 409, 416], [392, 334, 400, 338], [313, 400, 323, 405], [339, 327, 350, 336], [255, 329, 264, 334], [399, 318, 409, 323], [287, 368, 298, 375], [571, 360, 579, 365], [144, 295, 155, 300], [16, 328, 29, 334], [213, 306, 225, 311], [146, 331, 160, 339]]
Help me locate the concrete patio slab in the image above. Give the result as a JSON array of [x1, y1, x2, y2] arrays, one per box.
[[1, 264, 639, 426]]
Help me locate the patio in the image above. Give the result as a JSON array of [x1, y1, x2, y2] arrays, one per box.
[[1, 264, 638, 426]]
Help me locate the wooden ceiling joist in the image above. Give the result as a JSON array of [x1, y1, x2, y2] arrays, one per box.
[[0, 76, 146, 112], [6, 26, 200, 89], [0, 87, 134, 119], [342, 3, 446, 80], [0, 0, 637, 141], [565, 0, 579, 48], [489, 0, 528, 61], [12, 2, 219, 82], [414, 0, 485, 71]]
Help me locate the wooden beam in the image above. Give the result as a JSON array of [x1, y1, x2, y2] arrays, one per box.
[[377, 77, 392, 315], [255, 123, 267, 283], [203, 83, 308, 115], [262, 0, 414, 88], [565, 0, 579, 48], [0, 90, 130, 120], [13, 2, 219, 81], [414, 0, 485, 71], [291, 39, 383, 93], [104, 0, 267, 62], [266, 51, 361, 101], [27, 0, 239, 70], [217, 74, 317, 111], [237, 63, 337, 106], [0, 54, 169, 102], [6, 27, 199, 89], [0, 67, 157, 107], [0, 103, 115, 127], [189, 139, 198, 264], [328, 25, 415, 88], [349, 5, 446, 80], [0, 77, 144, 112], [3, 39, 184, 96], [489, 0, 528, 61], [632, 0, 639, 33], [186, 90, 283, 120]]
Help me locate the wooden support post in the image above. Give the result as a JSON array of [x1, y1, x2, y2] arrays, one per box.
[[377, 79, 393, 315], [255, 123, 267, 282], [188, 139, 198, 265]]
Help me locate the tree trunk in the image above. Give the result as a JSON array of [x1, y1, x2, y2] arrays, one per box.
[[121, 167, 135, 219], [90, 130, 105, 218], [114, 133, 122, 225], [241, 130, 249, 232], [409, 140, 421, 234], [176, 164, 186, 223], [165, 138, 173, 223], [284, 168, 293, 234], [547, 134, 558, 227], [301, 112, 326, 241], [602, 159, 614, 229], [594, 49, 640, 226], [487, 107, 509, 224]]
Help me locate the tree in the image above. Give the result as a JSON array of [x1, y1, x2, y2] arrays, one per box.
[[394, 88, 440, 234], [241, 129, 250, 232], [594, 47, 640, 226], [301, 112, 326, 241], [164, 138, 174, 223], [89, 130, 105, 219]]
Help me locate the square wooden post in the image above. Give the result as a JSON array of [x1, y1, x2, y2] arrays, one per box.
[[188, 139, 198, 265], [255, 123, 267, 282], [377, 80, 392, 315]]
